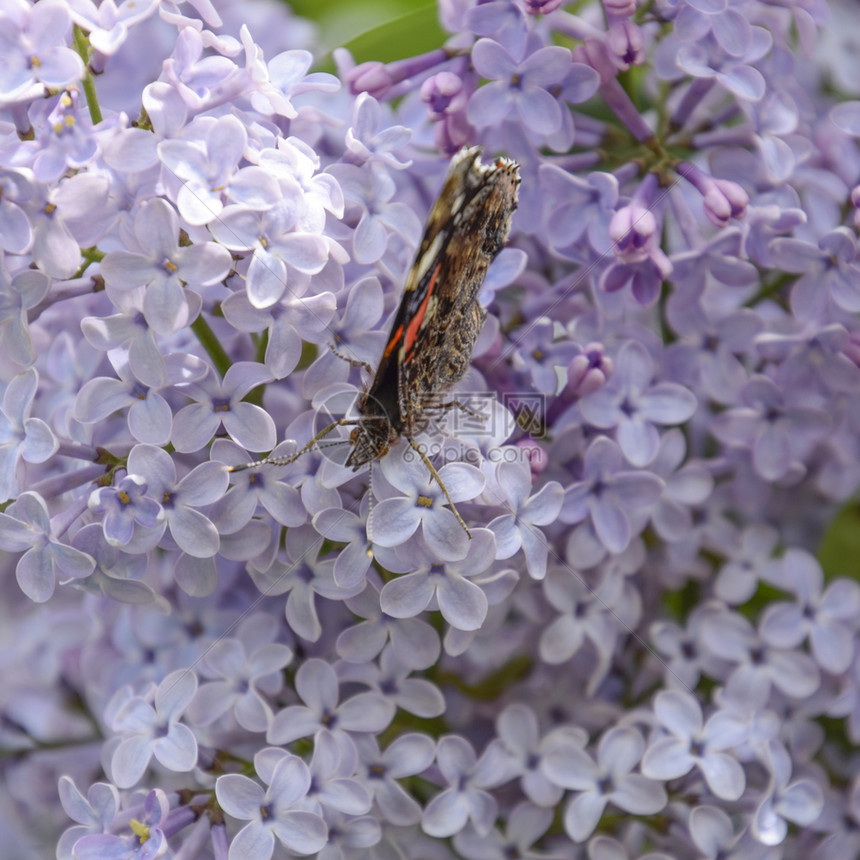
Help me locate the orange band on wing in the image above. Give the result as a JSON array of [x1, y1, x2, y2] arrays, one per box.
[[403, 263, 441, 361], [383, 324, 404, 358]]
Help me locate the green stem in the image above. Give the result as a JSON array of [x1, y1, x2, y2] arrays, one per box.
[[191, 314, 232, 377], [73, 26, 103, 125], [747, 271, 795, 307]]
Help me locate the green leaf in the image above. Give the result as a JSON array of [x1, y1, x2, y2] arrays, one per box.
[[287, 0, 446, 66], [818, 502, 860, 581], [341, 4, 446, 63]]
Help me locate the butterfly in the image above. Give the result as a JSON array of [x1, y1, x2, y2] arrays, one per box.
[[232, 146, 520, 537]]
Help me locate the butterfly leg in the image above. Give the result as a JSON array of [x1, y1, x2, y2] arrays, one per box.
[[406, 435, 472, 539], [437, 399, 488, 421], [228, 419, 360, 471]]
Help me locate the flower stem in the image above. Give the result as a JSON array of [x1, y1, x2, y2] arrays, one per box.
[[73, 26, 103, 125], [191, 314, 232, 377]]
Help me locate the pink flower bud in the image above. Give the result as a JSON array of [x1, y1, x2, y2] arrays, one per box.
[[567, 344, 613, 396], [344, 61, 393, 99]]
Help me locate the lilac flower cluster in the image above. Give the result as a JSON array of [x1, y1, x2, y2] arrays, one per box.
[[2, 0, 860, 856]]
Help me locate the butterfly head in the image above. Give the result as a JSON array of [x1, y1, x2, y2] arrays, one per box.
[[345, 415, 392, 470]]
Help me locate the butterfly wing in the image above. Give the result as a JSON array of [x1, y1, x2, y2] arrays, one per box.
[[363, 148, 519, 437], [396, 149, 520, 421]]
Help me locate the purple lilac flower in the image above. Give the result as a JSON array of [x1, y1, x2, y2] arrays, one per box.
[[72, 788, 169, 860], [580, 340, 698, 467], [484, 704, 588, 807], [420, 70, 474, 153], [648, 429, 714, 544], [542, 726, 667, 843], [187, 629, 293, 732], [0, 257, 51, 365], [336, 578, 442, 671], [0, 368, 58, 501], [344, 92, 413, 168], [774, 227, 860, 318], [509, 316, 581, 394], [756, 323, 860, 396], [713, 523, 780, 604], [68, 0, 159, 57], [106, 669, 198, 789], [56, 777, 120, 860], [28, 171, 113, 279], [70, 523, 158, 606], [336, 644, 446, 718], [561, 436, 664, 554], [540, 562, 641, 694], [599, 183, 674, 305], [675, 28, 771, 102], [813, 776, 860, 860], [312, 503, 378, 589], [215, 754, 328, 858], [157, 114, 280, 225], [125, 443, 228, 558], [759, 548, 860, 675], [301, 276, 386, 394], [297, 729, 373, 817], [80, 288, 171, 389], [486, 460, 563, 580], [371, 451, 485, 562], [467, 39, 572, 135], [664, 305, 762, 407], [0, 170, 35, 254], [709, 374, 831, 481], [221, 286, 337, 380], [171, 361, 276, 453], [422, 735, 504, 839], [211, 439, 307, 534], [247, 526, 365, 642], [687, 805, 746, 860], [0, 0, 85, 104], [99, 197, 232, 334], [88, 475, 162, 546], [0, 490, 94, 602], [751, 739, 823, 846], [353, 732, 436, 826], [75, 360, 173, 447], [267, 658, 395, 748], [453, 801, 555, 859], [208, 200, 330, 309], [379, 528, 496, 631], [539, 167, 619, 255], [16, 89, 106, 184], [327, 161, 421, 264], [466, 0, 529, 57], [641, 689, 747, 800], [700, 609, 821, 699]]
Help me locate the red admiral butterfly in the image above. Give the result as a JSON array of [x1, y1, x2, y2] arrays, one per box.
[[232, 147, 520, 537]]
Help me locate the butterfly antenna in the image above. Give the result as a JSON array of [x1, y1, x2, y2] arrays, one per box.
[[330, 343, 374, 375], [366, 460, 375, 550], [227, 419, 359, 472]]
